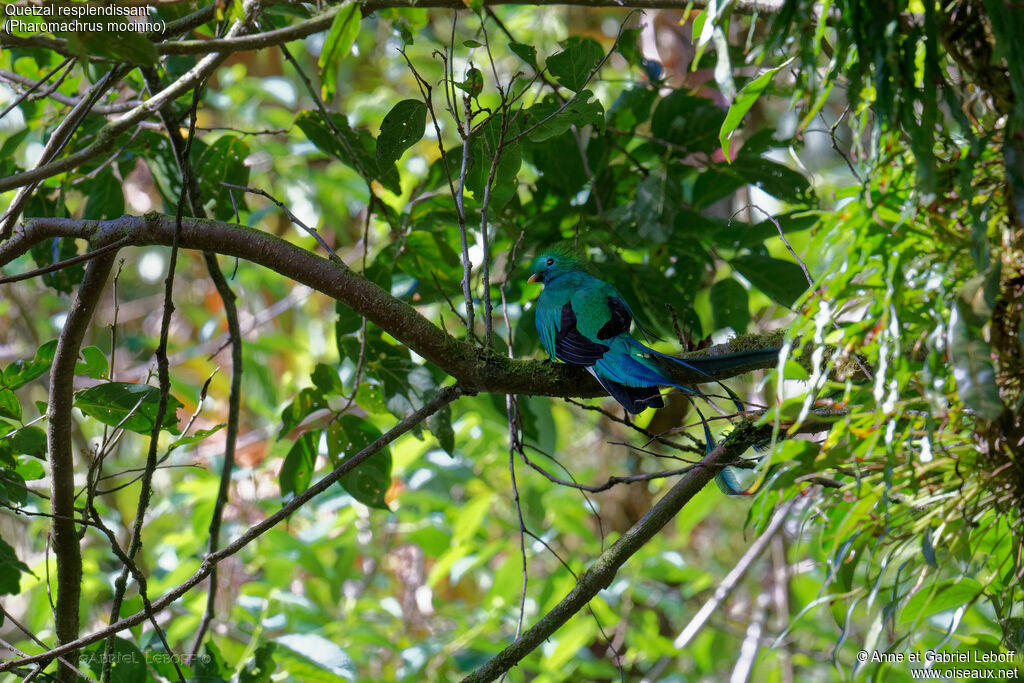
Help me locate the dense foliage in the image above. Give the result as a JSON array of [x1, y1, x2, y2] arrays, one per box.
[[1, 0, 1022, 681]]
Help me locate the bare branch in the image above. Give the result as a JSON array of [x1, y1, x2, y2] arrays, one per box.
[[461, 424, 774, 683], [47, 250, 118, 683]]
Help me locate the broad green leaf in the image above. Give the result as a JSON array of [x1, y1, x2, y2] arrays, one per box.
[[278, 387, 328, 440], [730, 253, 808, 307], [354, 384, 387, 414], [82, 166, 125, 219], [710, 278, 751, 332], [81, 637, 147, 683], [545, 36, 603, 92], [75, 345, 109, 380], [509, 41, 537, 68], [8, 426, 45, 458], [295, 110, 401, 194], [651, 92, 727, 154], [319, 5, 360, 101], [900, 578, 982, 624], [280, 432, 316, 499], [0, 536, 30, 595], [195, 136, 251, 221], [720, 58, 794, 161], [276, 634, 355, 682], [335, 301, 363, 338], [616, 27, 643, 66], [0, 470, 27, 506], [67, 28, 158, 66], [456, 67, 484, 96], [239, 642, 278, 683], [29, 237, 84, 294], [727, 156, 812, 203], [466, 114, 521, 209], [427, 403, 455, 456], [327, 415, 392, 510], [74, 382, 183, 435], [311, 363, 344, 396], [0, 389, 20, 422], [376, 99, 427, 167], [525, 91, 604, 142]]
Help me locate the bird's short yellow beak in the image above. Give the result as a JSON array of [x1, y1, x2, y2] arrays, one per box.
[[527, 272, 543, 284]]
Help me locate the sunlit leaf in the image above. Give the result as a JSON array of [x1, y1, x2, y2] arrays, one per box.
[[74, 382, 183, 435]]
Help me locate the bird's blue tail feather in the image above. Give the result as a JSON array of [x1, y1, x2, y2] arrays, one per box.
[[594, 340, 779, 496]]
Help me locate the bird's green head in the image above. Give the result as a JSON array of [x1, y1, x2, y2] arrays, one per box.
[[527, 249, 584, 284]]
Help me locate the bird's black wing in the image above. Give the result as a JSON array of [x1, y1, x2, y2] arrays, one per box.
[[596, 296, 633, 340], [555, 302, 609, 366]]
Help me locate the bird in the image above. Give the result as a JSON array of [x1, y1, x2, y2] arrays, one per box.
[[527, 247, 777, 495]]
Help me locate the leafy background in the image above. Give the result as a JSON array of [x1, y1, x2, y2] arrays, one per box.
[[1, 1, 1022, 681]]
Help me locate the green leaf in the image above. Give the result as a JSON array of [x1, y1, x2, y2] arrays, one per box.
[[651, 91, 727, 154], [354, 383, 387, 414], [67, 28, 158, 66], [730, 253, 808, 307], [278, 387, 328, 440], [82, 166, 125, 219], [15, 456, 44, 480], [395, 231, 461, 289], [195, 136, 251, 221], [9, 426, 46, 458], [616, 27, 643, 67], [276, 634, 355, 682], [29, 238, 84, 294], [280, 432, 317, 499], [295, 110, 400, 194], [318, 5, 360, 101], [239, 642, 278, 683], [311, 363, 344, 396], [456, 67, 484, 96], [0, 389, 20, 422], [75, 345, 109, 380], [81, 637, 147, 683], [335, 301, 363, 338], [0, 535, 31, 595], [376, 99, 427, 167], [901, 578, 982, 624], [525, 91, 604, 142], [466, 114, 521, 209], [74, 382, 183, 435], [168, 424, 225, 451], [427, 403, 455, 456], [720, 58, 794, 161], [509, 41, 537, 68], [545, 36, 603, 92], [327, 415, 392, 509], [710, 278, 751, 332], [1, 470, 26, 506], [727, 156, 812, 203]]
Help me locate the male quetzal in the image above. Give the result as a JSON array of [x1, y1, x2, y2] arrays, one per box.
[[527, 249, 776, 495]]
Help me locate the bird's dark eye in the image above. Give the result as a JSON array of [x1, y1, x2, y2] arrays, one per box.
[[546, 257, 554, 266]]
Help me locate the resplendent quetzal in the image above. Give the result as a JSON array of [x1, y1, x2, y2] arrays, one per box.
[[527, 248, 776, 495]]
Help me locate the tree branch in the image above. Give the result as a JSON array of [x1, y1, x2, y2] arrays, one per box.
[[460, 422, 772, 682], [3, 215, 782, 400], [47, 250, 118, 683]]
